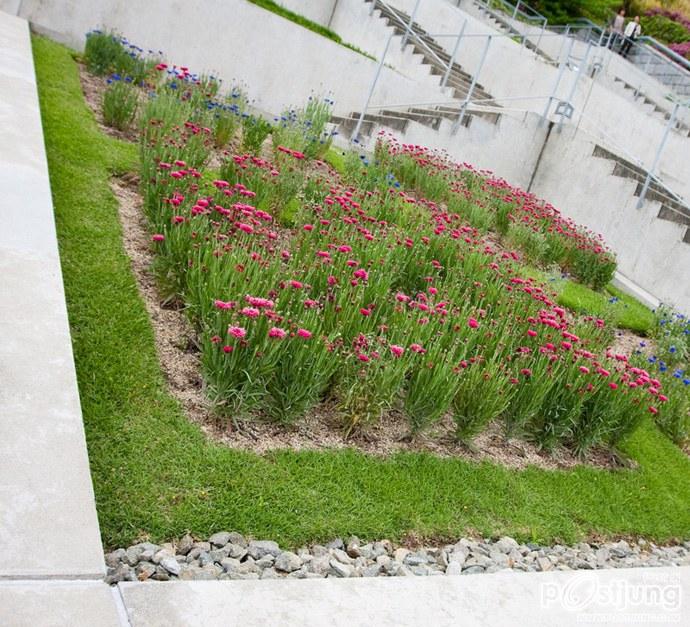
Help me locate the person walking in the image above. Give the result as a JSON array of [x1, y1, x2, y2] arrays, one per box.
[[608, 8, 625, 49], [620, 16, 642, 58]]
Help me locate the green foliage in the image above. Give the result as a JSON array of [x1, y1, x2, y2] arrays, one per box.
[[84, 31, 124, 75], [452, 359, 514, 442], [641, 14, 690, 44], [84, 30, 156, 83], [566, 244, 617, 290], [272, 96, 334, 160], [240, 114, 272, 154], [102, 78, 138, 130]]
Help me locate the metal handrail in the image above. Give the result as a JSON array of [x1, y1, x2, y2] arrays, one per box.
[[463, 0, 689, 93], [373, 0, 452, 73], [638, 36, 690, 75]]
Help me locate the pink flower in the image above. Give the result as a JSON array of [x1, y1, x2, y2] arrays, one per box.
[[241, 307, 260, 318], [304, 224, 314, 232], [152, 234, 165, 242], [214, 300, 235, 310], [579, 366, 590, 374], [268, 327, 287, 339], [527, 329, 537, 337], [520, 368, 532, 377], [327, 275, 338, 286], [245, 296, 274, 309], [609, 382, 618, 390], [360, 308, 371, 317], [409, 343, 426, 354], [561, 341, 572, 350], [222, 345, 234, 353], [390, 344, 404, 357], [297, 328, 312, 339], [237, 222, 254, 234], [353, 268, 369, 280], [228, 326, 247, 339], [289, 280, 303, 289], [357, 353, 370, 362], [648, 406, 658, 415], [658, 394, 668, 403], [468, 317, 479, 329]]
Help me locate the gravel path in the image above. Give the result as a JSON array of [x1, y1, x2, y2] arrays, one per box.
[[105, 534, 690, 583]]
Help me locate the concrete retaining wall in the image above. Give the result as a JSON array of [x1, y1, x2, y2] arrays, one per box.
[[532, 126, 690, 312], [0, 0, 451, 119], [278, 0, 339, 26]]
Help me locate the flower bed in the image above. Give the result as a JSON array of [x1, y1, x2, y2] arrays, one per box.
[[78, 30, 690, 456]]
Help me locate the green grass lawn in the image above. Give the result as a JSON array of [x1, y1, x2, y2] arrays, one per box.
[[34, 35, 690, 550], [523, 267, 656, 335]]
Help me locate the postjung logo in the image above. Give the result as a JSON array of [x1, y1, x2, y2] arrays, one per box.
[[541, 572, 682, 619]]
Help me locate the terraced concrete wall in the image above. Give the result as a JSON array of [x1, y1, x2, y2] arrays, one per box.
[[278, 0, 338, 26], [0, 0, 449, 119]]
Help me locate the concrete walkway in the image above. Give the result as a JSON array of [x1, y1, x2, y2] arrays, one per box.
[[0, 8, 688, 627], [1, 567, 687, 626], [0, 10, 104, 581]]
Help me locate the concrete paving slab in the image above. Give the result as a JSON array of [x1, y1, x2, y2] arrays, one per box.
[[120, 566, 689, 627], [0, 11, 105, 579], [0, 581, 121, 627]]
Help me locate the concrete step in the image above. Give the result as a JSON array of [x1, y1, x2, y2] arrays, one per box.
[[366, 0, 500, 125], [611, 78, 690, 132], [593, 144, 690, 239], [470, 0, 554, 63]]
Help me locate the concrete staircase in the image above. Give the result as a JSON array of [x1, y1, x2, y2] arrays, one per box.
[[332, 0, 501, 141], [593, 144, 690, 243], [463, 0, 555, 63], [610, 76, 690, 138], [627, 44, 690, 98]]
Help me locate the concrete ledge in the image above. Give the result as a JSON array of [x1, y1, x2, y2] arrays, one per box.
[[119, 567, 690, 626], [0, 11, 105, 579], [613, 270, 662, 311], [0, 581, 121, 627]]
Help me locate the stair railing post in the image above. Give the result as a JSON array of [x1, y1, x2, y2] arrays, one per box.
[[534, 19, 546, 58], [558, 38, 592, 130], [441, 19, 467, 88], [636, 102, 679, 209], [556, 25, 570, 65], [453, 35, 491, 133], [541, 36, 574, 126], [512, 1, 519, 19], [352, 29, 394, 144], [401, 0, 422, 50]]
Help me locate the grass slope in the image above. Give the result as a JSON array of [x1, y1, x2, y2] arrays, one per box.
[[33, 35, 690, 549], [246, 0, 374, 60]]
